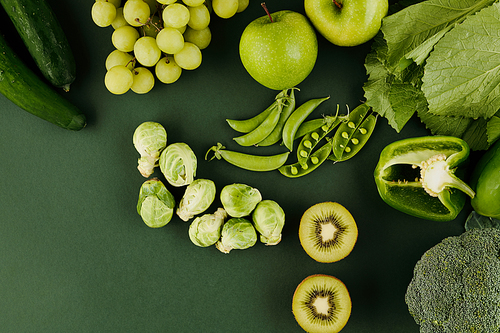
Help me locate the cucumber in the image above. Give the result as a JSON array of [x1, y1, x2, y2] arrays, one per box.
[[0, 32, 86, 131], [0, 0, 76, 91]]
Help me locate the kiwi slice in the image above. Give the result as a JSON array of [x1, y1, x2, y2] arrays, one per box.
[[292, 274, 351, 333], [299, 202, 357, 263]]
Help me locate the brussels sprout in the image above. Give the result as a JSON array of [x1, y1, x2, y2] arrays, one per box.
[[159, 142, 197, 187], [220, 183, 262, 217], [177, 179, 216, 221], [133, 121, 167, 177], [189, 208, 228, 247], [216, 217, 257, 253], [252, 200, 285, 245], [137, 178, 176, 228]]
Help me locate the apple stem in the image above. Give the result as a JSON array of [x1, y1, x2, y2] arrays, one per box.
[[261, 2, 273, 23], [332, 0, 342, 9]]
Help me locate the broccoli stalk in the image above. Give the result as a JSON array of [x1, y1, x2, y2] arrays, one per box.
[[405, 228, 500, 332]]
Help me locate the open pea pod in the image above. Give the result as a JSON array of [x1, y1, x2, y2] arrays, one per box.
[[279, 139, 333, 178], [297, 110, 346, 168], [330, 103, 376, 162]]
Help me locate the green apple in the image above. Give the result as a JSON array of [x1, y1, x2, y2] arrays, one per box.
[[239, 6, 318, 90], [304, 0, 388, 47]]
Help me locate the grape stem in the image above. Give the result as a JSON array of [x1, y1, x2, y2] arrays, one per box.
[[261, 2, 273, 23]]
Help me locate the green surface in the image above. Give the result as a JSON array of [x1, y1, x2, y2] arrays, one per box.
[[0, 1, 473, 332]]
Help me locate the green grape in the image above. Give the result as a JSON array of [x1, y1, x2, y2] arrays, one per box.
[[105, 65, 134, 94], [212, 0, 238, 19], [131, 67, 155, 94], [237, 0, 249, 13], [155, 56, 182, 84], [112, 25, 140, 52], [156, 27, 184, 54], [141, 14, 161, 38], [183, 26, 211, 50], [156, 0, 176, 4], [187, 4, 210, 31], [111, 7, 128, 29], [162, 3, 190, 29], [96, 0, 121, 8], [123, 0, 150, 27], [173, 42, 202, 70], [134, 36, 161, 67], [105, 49, 136, 70], [183, 0, 205, 6], [164, 23, 186, 34], [91, 1, 117, 27]]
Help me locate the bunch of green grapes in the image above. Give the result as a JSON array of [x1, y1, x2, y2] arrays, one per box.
[[91, 0, 249, 95]]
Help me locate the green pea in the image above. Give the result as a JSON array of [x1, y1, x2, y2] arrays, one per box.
[[282, 96, 330, 151], [206, 143, 290, 172], [331, 103, 377, 162], [279, 140, 333, 178], [311, 132, 320, 140], [233, 103, 282, 147]]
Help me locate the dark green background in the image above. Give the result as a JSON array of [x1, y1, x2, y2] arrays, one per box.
[[0, 1, 473, 332]]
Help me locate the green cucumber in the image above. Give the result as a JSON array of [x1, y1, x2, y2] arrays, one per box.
[[0, 32, 86, 131], [0, 0, 76, 91]]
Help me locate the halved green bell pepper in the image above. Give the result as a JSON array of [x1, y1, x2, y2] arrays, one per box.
[[470, 139, 500, 219], [374, 136, 475, 221]]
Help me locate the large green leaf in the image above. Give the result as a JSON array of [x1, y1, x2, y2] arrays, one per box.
[[487, 113, 500, 144], [382, 0, 496, 72], [422, 2, 500, 119], [417, 108, 471, 137]]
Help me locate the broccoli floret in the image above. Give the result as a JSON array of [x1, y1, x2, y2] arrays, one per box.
[[405, 227, 500, 333]]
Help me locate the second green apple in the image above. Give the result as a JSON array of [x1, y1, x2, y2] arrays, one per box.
[[305, 0, 388, 47]]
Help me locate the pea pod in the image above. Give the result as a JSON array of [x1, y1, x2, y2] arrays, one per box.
[[293, 115, 337, 140], [282, 96, 330, 151], [331, 103, 376, 162], [257, 88, 297, 147], [233, 102, 282, 147], [226, 89, 288, 133], [226, 100, 276, 133], [297, 114, 345, 168], [279, 140, 333, 178], [206, 143, 290, 172]]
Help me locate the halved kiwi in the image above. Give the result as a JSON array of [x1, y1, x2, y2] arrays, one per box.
[[292, 274, 351, 333], [299, 202, 357, 263]]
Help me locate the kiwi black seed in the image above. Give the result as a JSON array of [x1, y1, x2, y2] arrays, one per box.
[[292, 274, 351, 333], [298, 202, 358, 263]]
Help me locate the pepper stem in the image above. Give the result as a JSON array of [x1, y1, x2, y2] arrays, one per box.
[[420, 154, 475, 198]]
